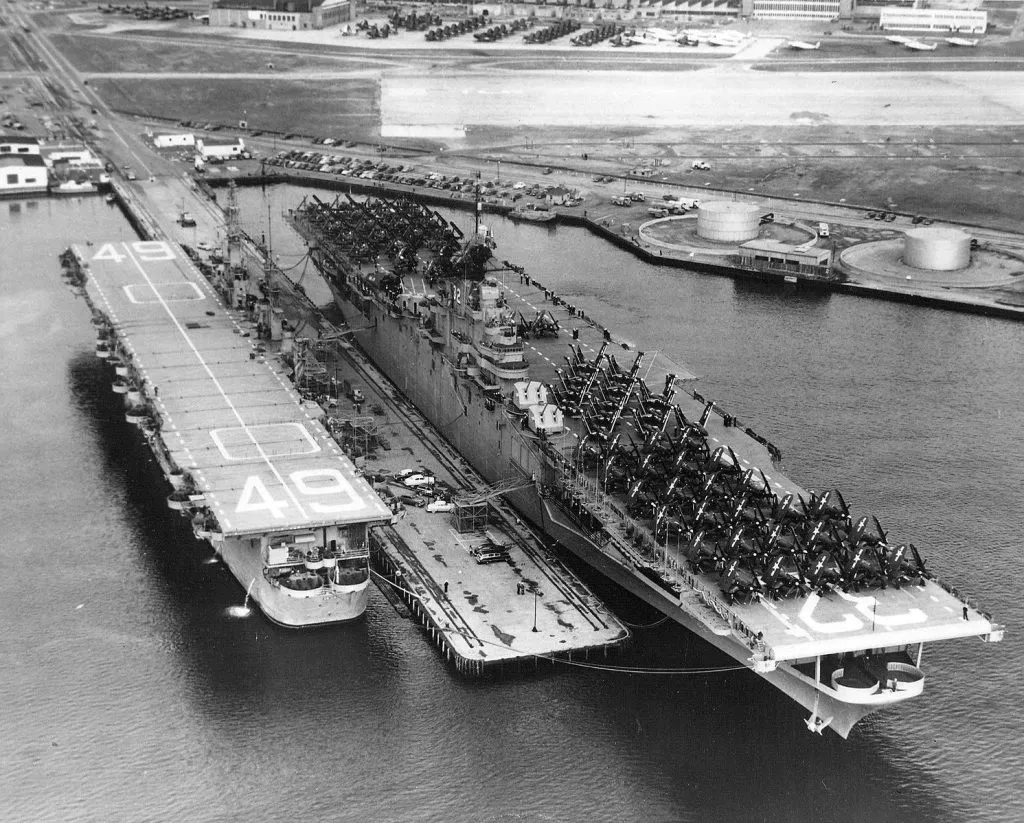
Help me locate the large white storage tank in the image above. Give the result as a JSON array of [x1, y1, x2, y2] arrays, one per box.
[[903, 227, 972, 271], [697, 201, 761, 243]]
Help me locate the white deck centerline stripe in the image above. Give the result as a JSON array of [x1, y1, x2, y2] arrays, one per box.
[[120, 242, 311, 521]]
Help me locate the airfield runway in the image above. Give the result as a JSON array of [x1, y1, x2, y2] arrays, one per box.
[[380, 67, 1024, 133]]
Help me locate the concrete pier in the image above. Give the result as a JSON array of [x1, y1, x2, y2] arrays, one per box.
[[261, 313, 630, 673]]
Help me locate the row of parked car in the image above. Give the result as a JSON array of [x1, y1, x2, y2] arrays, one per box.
[[369, 468, 455, 513], [374, 470, 512, 563], [264, 149, 569, 205]]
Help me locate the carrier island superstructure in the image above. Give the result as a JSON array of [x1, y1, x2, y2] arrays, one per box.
[[61, 240, 393, 626], [289, 193, 1004, 736]]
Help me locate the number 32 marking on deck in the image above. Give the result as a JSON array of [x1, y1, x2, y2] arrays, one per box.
[[236, 469, 362, 519]]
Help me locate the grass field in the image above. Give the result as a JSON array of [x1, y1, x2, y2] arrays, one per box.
[[50, 33, 356, 74], [91, 76, 380, 139]]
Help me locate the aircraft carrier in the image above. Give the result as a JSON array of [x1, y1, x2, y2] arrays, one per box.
[[287, 192, 1004, 736], [60, 239, 393, 626]]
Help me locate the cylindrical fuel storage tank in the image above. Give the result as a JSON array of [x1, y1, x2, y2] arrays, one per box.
[[696, 201, 761, 243], [903, 227, 972, 271]]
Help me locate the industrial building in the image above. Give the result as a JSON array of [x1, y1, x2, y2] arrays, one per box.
[[210, 0, 354, 30], [0, 135, 42, 156], [43, 144, 109, 187], [0, 154, 48, 196], [196, 136, 246, 160], [627, 0, 742, 17], [879, 7, 986, 32], [741, 0, 850, 20], [154, 132, 196, 149], [509, 0, 982, 23], [738, 239, 833, 278]]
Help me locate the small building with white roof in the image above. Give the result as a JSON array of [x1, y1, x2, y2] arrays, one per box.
[[0, 154, 49, 195], [196, 136, 246, 160]]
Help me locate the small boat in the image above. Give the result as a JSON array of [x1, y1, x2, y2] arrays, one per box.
[[509, 208, 556, 224], [54, 179, 97, 196]]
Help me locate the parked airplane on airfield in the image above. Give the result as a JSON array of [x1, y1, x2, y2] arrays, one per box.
[[643, 26, 682, 42], [904, 39, 938, 51], [945, 37, 979, 46], [886, 35, 913, 44], [787, 40, 821, 50], [707, 31, 746, 47]]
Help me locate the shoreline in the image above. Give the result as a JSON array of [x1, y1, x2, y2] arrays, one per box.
[[199, 170, 1024, 323]]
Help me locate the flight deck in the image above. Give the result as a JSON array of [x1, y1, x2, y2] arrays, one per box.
[[496, 274, 1002, 663], [75, 240, 391, 537], [68, 239, 392, 626]]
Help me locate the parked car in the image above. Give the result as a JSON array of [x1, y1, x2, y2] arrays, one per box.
[[394, 492, 427, 508], [472, 547, 510, 564], [426, 499, 454, 513], [402, 473, 436, 488]]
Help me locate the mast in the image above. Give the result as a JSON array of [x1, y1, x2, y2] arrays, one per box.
[[474, 170, 482, 237]]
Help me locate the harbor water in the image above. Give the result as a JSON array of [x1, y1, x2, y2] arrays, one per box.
[[2, 188, 1022, 822]]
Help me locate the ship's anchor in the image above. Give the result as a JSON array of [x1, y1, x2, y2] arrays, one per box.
[[806, 694, 834, 734]]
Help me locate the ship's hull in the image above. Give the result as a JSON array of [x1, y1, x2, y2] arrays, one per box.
[[535, 494, 875, 737], [216, 536, 369, 627], [323, 278, 874, 734], [143, 393, 370, 628]]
